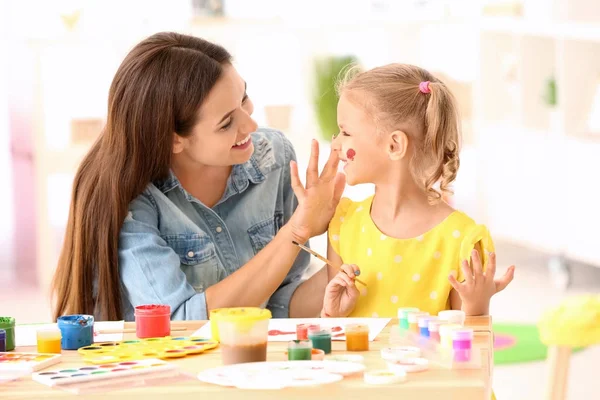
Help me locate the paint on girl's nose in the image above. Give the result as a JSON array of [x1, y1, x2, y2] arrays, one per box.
[[346, 148, 356, 161]]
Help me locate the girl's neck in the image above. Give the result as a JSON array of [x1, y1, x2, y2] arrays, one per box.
[[370, 178, 454, 239]]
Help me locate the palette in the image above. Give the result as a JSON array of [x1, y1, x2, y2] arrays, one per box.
[[32, 358, 176, 387], [0, 352, 62, 372], [198, 360, 365, 389], [77, 337, 218, 364]]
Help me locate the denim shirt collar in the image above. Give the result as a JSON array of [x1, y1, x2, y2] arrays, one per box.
[[154, 155, 266, 199]]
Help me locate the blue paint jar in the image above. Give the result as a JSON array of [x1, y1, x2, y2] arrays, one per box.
[[0, 329, 6, 352], [418, 316, 439, 338], [57, 315, 94, 350]]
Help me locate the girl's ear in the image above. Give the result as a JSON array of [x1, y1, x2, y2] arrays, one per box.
[[388, 130, 408, 161], [173, 133, 186, 154]]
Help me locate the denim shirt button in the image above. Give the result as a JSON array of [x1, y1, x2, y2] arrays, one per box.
[[187, 251, 195, 258], [216, 226, 222, 233]]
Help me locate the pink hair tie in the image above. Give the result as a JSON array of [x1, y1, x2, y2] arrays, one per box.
[[419, 81, 431, 94]]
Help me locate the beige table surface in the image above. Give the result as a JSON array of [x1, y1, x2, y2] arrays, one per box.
[[3, 317, 493, 400]]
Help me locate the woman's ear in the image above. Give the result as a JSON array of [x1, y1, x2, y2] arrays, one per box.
[[388, 130, 408, 161], [173, 133, 186, 154]]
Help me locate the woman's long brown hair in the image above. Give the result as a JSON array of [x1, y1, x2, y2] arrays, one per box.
[[52, 32, 231, 321]]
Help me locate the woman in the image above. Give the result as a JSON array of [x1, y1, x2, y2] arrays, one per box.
[[52, 32, 345, 321]]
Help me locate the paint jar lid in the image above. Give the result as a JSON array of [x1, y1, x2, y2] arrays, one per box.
[[0, 317, 15, 328], [439, 324, 462, 336], [57, 315, 94, 328], [308, 328, 331, 338], [304, 324, 321, 334], [0, 329, 5, 339], [288, 339, 312, 349], [345, 323, 369, 333], [428, 319, 449, 332], [364, 369, 407, 385], [397, 307, 420, 319], [438, 310, 466, 325], [134, 304, 171, 316], [418, 316, 439, 328], [452, 328, 474, 341], [407, 312, 429, 323]]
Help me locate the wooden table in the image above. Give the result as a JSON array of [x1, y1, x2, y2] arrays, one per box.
[[4, 317, 493, 399]]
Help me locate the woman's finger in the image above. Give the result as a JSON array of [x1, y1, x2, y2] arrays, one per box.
[[319, 147, 340, 182], [332, 173, 346, 207], [289, 161, 305, 201], [494, 265, 515, 293], [306, 139, 319, 187]]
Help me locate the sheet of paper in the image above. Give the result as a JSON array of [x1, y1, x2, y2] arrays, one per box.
[[192, 318, 391, 342], [15, 321, 125, 347]]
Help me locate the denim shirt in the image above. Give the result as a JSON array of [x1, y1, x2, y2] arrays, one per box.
[[118, 128, 310, 321]]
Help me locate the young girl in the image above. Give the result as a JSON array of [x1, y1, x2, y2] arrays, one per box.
[[322, 64, 515, 318]]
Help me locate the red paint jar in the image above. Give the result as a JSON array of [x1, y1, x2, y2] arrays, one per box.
[[134, 304, 171, 338]]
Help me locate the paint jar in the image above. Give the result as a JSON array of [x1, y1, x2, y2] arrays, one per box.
[[438, 310, 466, 326], [287, 339, 312, 360], [407, 312, 429, 334], [439, 324, 462, 350], [452, 328, 474, 362], [418, 316, 439, 338], [135, 304, 171, 339], [345, 323, 369, 351], [308, 328, 332, 354], [0, 329, 5, 352], [296, 323, 319, 341], [397, 307, 420, 330], [209, 308, 224, 341], [428, 320, 448, 343], [0, 317, 15, 351], [36, 328, 62, 354], [217, 307, 271, 365], [57, 315, 94, 350]]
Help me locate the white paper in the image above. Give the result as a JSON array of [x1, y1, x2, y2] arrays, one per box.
[[192, 318, 391, 342], [15, 321, 125, 347]]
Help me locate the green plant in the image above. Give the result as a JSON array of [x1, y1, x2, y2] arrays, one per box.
[[313, 55, 359, 142], [543, 76, 558, 107]]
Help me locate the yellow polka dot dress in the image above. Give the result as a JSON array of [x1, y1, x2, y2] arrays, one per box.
[[328, 196, 495, 317]]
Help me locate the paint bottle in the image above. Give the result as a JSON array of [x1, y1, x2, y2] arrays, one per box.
[[439, 324, 462, 350], [0, 329, 5, 352], [134, 304, 171, 339], [345, 323, 369, 351], [438, 310, 466, 326], [296, 323, 319, 341], [407, 312, 429, 334], [428, 320, 448, 342], [287, 339, 312, 360], [452, 328, 474, 362], [308, 328, 332, 354], [418, 316, 439, 338], [397, 307, 420, 330], [0, 317, 16, 351], [57, 315, 94, 350], [37, 328, 62, 354]]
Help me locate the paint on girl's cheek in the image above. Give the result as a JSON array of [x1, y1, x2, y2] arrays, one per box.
[[346, 149, 356, 161]]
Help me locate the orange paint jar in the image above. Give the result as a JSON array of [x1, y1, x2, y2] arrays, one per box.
[[345, 324, 369, 351], [37, 329, 62, 354]]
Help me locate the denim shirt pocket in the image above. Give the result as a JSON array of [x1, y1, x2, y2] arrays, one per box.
[[162, 233, 225, 293], [247, 212, 283, 254]]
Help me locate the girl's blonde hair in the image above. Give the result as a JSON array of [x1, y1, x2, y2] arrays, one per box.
[[337, 63, 460, 203]]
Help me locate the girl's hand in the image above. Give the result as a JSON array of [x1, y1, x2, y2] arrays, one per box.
[[448, 250, 515, 315], [289, 140, 346, 244], [322, 264, 360, 318]]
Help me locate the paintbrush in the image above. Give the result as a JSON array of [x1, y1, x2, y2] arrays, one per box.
[[96, 327, 188, 334], [292, 241, 367, 286]]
